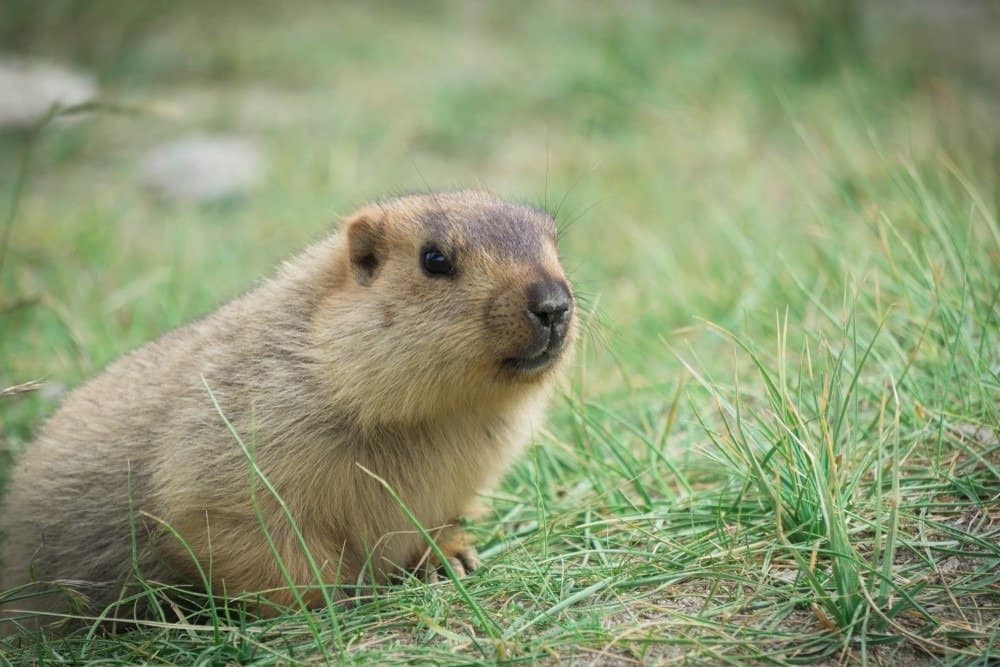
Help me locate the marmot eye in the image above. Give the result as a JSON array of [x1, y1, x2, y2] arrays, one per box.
[[421, 247, 453, 277]]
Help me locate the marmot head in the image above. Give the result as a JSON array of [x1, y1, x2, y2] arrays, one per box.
[[311, 191, 575, 425]]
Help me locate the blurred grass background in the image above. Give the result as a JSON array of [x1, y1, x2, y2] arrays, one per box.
[[1, 1, 998, 663]]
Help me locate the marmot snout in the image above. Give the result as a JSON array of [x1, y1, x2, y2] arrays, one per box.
[[1, 190, 575, 631], [508, 278, 573, 372]]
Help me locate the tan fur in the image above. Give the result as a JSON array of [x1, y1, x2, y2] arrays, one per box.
[[0, 191, 575, 632]]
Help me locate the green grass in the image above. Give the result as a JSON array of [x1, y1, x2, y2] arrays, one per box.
[[1, 1, 998, 663]]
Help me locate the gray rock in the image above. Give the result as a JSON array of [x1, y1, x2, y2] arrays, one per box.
[[0, 57, 97, 128], [140, 135, 265, 203]]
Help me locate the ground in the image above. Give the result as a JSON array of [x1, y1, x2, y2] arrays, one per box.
[[0, 1, 997, 664]]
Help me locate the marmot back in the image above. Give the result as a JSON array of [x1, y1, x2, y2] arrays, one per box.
[[0, 190, 575, 632]]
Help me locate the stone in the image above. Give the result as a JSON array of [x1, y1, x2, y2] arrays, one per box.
[[140, 135, 265, 203], [0, 57, 97, 128]]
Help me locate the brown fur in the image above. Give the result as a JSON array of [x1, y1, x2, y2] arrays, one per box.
[[0, 191, 575, 632]]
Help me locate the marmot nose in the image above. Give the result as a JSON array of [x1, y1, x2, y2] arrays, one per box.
[[526, 280, 573, 329]]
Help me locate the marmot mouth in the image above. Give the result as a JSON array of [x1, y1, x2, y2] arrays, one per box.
[[502, 337, 563, 373]]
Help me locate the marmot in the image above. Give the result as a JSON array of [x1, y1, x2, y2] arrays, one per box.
[[1, 191, 575, 631]]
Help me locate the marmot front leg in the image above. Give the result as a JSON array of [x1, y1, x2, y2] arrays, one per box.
[[413, 523, 481, 580], [439, 530, 481, 577]]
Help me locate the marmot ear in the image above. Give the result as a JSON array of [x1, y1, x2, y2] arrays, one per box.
[[345, 212, 382, 286]]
